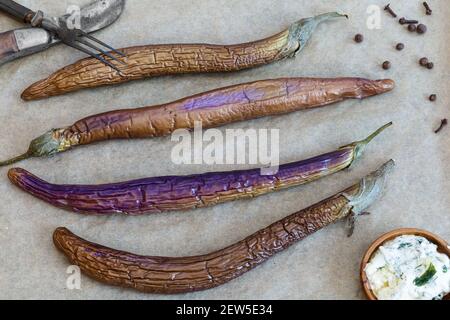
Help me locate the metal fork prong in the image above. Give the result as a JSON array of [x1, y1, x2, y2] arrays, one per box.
[[76, 38, 126, 65], [66, 42, 122, 73], [79, 30, 127, 57]]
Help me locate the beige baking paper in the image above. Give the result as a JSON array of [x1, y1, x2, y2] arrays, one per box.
[[0, 0, 448, 299]]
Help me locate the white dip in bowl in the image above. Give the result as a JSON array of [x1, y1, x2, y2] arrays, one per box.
[[365, 235, 450, 300]]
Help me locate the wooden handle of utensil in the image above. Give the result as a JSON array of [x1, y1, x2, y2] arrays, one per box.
[[0, 30, 19, 59]]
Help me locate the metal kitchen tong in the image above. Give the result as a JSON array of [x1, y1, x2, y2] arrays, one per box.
[[0, 0, 126, 72]]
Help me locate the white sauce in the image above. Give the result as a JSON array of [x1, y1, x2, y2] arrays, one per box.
[[365, 235, 450, 300]]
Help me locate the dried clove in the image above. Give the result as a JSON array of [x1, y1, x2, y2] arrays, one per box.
[[384, 4, 397, 18], [434, 119, 447, 134], [399, 17, 407, 25], [404, 19, 419, 24], [423, 2, 432, 15]]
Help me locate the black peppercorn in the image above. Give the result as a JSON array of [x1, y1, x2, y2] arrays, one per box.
[[354, 34, 364, 43], [429, 94, 437, 102], [382, 61, 391, 70], [396, 43, 405, 51], [419, 57, 429, 66], [426, 62, 434, 69], [408, 24, 417, 32], [417, 24, 427, 34]]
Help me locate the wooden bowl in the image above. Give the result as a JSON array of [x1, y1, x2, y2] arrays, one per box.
[[361, 228, 450, 300]]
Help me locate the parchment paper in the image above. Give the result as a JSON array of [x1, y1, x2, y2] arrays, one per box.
[[0, 0, 448, 300]]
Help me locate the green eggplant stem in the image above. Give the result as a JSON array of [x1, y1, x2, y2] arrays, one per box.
[[361, 122, 393, 145], [0, 152, 31, 167], [316, 12, 349, 20], [0, 129, 66, 168], [346, 122, 393, 164], [0, 122, 393, 168], [341, 122, 393, 167], [288, 12, 348, 55]]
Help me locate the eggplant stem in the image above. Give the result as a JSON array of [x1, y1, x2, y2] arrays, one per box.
[[288, 12, 348, 57], [344, 159, 395, 237], [361, 122, 393, 146], [348, 122, 393, 163], [314, 12, 349, 21], [0, 152, 31, 167]]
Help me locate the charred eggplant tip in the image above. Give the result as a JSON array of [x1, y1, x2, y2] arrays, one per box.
[[376, 79, 395, 91], [358, 79, 395, 97], [7, 167, 22, 183], [20, 92, 31, 101], [53, 229, 68, 254], [21, 78, 52, 101], [7, 167, 33, 183], [21, 87, 39, 101], [53, 227, 70, 246]]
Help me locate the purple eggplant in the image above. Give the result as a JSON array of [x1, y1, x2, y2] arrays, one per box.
[[8, 123, 391, 215]]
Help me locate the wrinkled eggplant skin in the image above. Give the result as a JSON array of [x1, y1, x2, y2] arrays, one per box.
[[22, 12, 348, 100], [52, 161, 393, 294], [0, 77, 394, 168], [22, 31, 290, 100], [8, 148, 354, 215], [61, 78, 394, 147], [53, 186, 358, 294]]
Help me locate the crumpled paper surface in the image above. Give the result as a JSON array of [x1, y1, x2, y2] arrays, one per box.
[[0, 0, 448, 300]]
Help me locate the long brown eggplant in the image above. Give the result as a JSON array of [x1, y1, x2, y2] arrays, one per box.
[[1, 77, 394, 167], [53, 160, 394, 294], [21, 12, 348, 100]]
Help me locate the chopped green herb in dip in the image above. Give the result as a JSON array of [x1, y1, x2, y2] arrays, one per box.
[[365, 235, 450, 300], [414, 264, 437, 287], [398, 243, 413, 249]]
